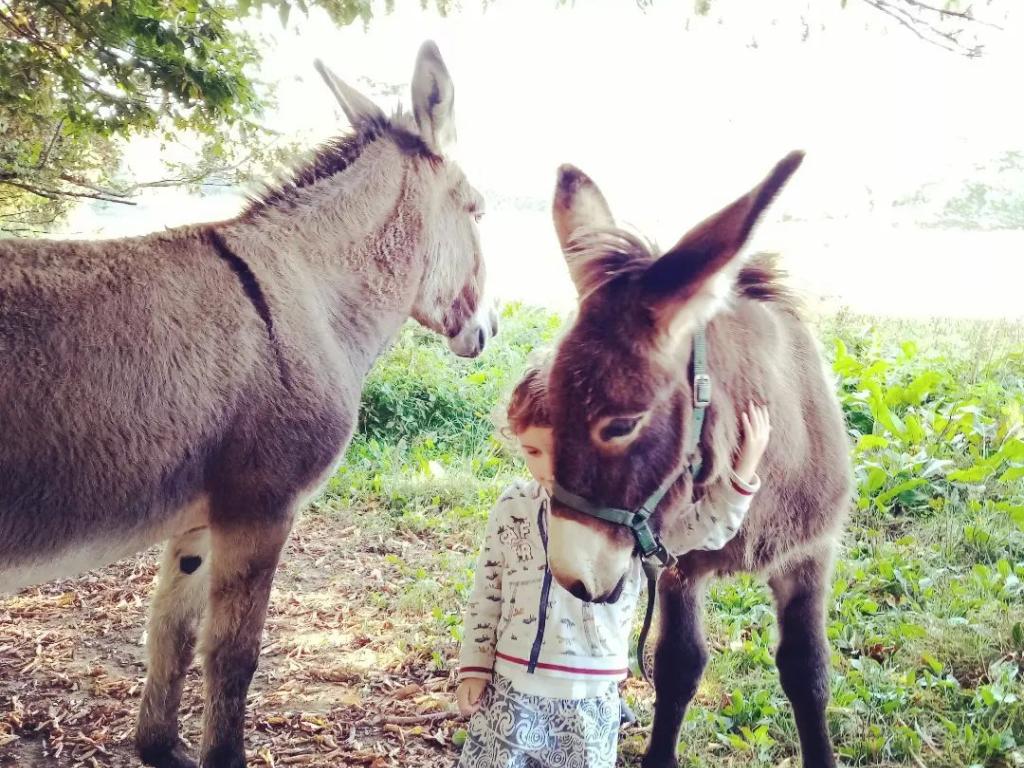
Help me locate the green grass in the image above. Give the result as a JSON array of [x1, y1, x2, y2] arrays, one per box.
[[315, 305, 1024, 768]]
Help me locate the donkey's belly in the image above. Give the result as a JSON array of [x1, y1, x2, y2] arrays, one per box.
[[0, 496, 209, 595]]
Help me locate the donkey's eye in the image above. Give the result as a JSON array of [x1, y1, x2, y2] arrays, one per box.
[[600, 416, 642, 442]]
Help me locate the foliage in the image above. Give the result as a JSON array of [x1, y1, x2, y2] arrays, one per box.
[[0, 0, 455, 234], [357, 302, 563, 455], [894, 150, 1024, 231], [315, 304, 1024, 767], [831, 317, 1024, 526]]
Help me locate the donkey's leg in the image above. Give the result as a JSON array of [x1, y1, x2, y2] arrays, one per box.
[[642, 566, 708, 768], [198, 508, 292, 768], [137, 526, 210, 768], [769, 551, 836, 768]]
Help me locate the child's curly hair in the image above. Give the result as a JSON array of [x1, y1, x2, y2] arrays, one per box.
[[497, 357, 552, 440]]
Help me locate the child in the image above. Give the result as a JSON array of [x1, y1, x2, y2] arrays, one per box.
[[455, 364, 770, 768]]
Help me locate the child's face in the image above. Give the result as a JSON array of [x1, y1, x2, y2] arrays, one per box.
[[517, 425, 554, 491]]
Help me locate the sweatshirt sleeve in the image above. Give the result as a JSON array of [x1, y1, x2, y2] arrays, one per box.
[[667, 470, 760, 554], [458, 498, 506, 681]]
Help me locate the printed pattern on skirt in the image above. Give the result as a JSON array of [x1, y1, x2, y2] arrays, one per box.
[[457, 674, 620, 768]]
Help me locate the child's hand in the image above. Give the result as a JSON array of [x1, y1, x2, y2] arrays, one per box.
[[735, 404, 771, 483], [456, 678, 488, 716]]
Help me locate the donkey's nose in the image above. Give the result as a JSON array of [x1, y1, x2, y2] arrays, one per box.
[[567, 580, 593, 602], [477, 326, 486, 352]]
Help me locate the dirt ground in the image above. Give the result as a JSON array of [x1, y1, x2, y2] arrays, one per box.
[[1, 509, 636, 767]]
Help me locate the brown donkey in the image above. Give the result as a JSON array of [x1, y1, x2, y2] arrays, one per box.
[[0, 42, 494, 768], [543, 153, 851, 767]]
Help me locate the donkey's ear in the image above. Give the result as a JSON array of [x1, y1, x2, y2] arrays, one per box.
[[642, 150, 804, 338], [411, 41, 456, 154], [314, 59, 387, 130], [552, 164, 615, 293]]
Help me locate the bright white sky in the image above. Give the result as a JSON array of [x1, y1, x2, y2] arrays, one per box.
[[64, 0, 1024, 318]]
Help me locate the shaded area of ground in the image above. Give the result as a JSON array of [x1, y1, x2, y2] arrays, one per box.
[[1, 510, 603, 767]]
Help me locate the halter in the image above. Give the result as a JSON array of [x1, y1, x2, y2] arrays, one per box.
[[550, 325, 712, 568]]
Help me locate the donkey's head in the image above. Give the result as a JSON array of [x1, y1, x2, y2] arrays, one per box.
[[314, 42, 495, 357], [545, 152, 804, 602]]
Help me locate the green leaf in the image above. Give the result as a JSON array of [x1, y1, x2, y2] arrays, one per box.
[[948, 464, 995, 483], [922, 653, 943, 674], [905, 371, 941, 404], [727, 733, 751, 751], [875, 477, 929, 507], [1012, 622, 1024, 649], [996, 438, 1024, 461], [865, 467, 888, 494], [998, 465, 1024, 483], [859, 599, 879, 614], [856, 435, 890, 451], [998, 504, 1024, 529], [904, 413, 926, 444]]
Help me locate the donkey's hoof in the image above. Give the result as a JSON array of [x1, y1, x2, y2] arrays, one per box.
[[641, 754, 679, 768], [138, 736, 199, 768], [200, 744, 247, 768]]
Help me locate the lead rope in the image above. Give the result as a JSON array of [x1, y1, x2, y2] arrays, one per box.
[[634, 325, 710, 683], [528, 497, 553, 674], [635, 560, 660, 682]]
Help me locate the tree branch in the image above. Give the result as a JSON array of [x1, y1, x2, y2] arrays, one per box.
[[0, 207, 56, 221], [857, 0, 988, 55], [860, 0, 956, 52], [37, 118, 65, 170], [0, 223, 56, 235], [887, 0, 963, 45], [1, 179, 60, 200], [58, 174, 132, 198], [902, 0, 1003, 30], [0, 177, 137, 205]]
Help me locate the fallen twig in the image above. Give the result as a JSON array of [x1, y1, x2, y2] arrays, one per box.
[[376, 711, 454, 726]]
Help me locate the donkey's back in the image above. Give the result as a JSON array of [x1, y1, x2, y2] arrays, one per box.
[[701, 277, 851, 577], [0, 229, 272, 589]]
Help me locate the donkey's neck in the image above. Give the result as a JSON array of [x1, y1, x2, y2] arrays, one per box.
[[222, 142, 426, 375]]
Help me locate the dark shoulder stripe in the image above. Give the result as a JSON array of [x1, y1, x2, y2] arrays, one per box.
[[207, 229, 291, 390]]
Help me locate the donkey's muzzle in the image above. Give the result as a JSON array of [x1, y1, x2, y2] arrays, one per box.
[[568, 573, 625, 605], [447, 304, 498, 358]]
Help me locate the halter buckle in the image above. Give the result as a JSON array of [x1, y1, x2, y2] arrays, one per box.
[[632, 520, 675, 567], [693, 373, 712, 408]]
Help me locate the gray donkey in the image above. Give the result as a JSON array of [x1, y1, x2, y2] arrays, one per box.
[[0, 41, 494, 768]]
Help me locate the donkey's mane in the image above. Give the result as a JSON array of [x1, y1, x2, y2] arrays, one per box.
[[570, 227, 799, 312], [244, 111, 433, 216], [566, 228, 656, 300], [736, 252, 801, 313]]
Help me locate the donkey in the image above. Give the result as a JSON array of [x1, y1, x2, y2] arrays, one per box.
[[542, 152, 851, 768], [0, 41, 494, 768]]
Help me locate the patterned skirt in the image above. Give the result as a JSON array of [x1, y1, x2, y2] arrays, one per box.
[[457, 674, 620, 768]]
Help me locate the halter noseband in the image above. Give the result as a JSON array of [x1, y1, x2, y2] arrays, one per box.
[[550, 326, 711, 568]]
